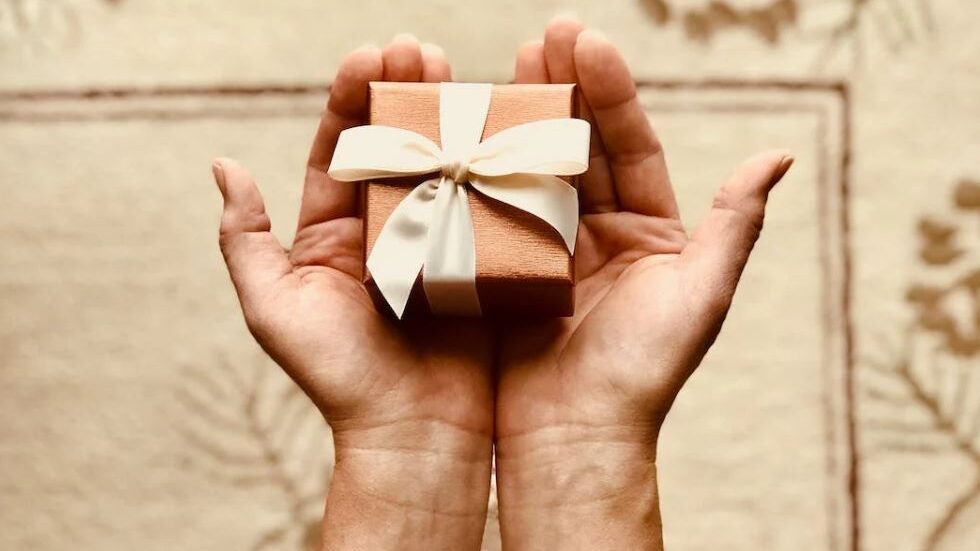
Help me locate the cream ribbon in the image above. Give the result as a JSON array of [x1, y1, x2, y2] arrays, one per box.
[[327, 82, 589, 318]]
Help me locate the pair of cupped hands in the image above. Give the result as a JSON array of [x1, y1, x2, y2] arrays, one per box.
[[211, 18, 792, 551]]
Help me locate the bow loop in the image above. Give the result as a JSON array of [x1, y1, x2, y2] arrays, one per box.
[[328, 125, 442, 182], [469, 118, 591, 177]]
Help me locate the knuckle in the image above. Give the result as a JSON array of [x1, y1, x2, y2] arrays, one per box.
[[217, 225, 236, 252], [218, 208, 272, 238], [712, 189, 766, 235]]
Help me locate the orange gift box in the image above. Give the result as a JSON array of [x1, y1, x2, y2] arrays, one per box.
[[362, 82, 580, 317]]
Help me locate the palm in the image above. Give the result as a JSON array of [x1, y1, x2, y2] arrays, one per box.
[[497, 204, 692, 439], [290, 216, 492, 433]]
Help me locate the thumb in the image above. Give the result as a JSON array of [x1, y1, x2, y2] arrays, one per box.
[[682, 150, 794, 309], [212, 158, 292, 313]]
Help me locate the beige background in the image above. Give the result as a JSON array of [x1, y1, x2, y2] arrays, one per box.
[[1, 1, 978, 550]]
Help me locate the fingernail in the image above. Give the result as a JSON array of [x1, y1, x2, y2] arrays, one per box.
[[771, 154, 795, 185], [211, 159, 227, 197]]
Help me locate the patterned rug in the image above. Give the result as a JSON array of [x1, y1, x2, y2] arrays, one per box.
[[1, 1, 977, 550]]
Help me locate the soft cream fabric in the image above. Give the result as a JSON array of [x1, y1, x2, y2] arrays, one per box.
[[1, 1, 978, 551]]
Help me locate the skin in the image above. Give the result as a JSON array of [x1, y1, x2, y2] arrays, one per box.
[[212, 35, 494, 550], [212, 20, 792, 551], [494, 19, 793, 550]]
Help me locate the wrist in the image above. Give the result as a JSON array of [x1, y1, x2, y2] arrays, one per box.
[[495, 423, 663, 550], [321, 418, 493, 551]]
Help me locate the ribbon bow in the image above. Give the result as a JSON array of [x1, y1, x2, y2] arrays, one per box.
[[327, 82, 589, 318]]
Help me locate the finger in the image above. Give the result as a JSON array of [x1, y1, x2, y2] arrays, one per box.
[[213, 158, 292, 308], [514, 40, 548, 83], [682, 151, 794, 308], [574, 89, 618, 215], [382, 33, 424, 82], [300, 46, 383, 229], [574, 30, 679, 218], [542, 18, 619, 213], [421, 43, 452, 82], [543, 15, 583, 83], [579, 133, 618, 213], [307, 45, 383, 173]]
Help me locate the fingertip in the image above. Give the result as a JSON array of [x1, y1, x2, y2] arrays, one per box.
[[743, 149, 795, 190], [574, 30, 634, 109], [543, 17, 584, 83], [515, 39, 548, 83], [773, 153, 795, 185], [573, 28, 615, 64], [382, 33, 423, 81], [213, 156, 246, 185], [518, 38, 544, 53], [343, 43, 383, 66], [213, 156, 237, 168], [338, 45, 384, 84], [328, 47, 383, 120], [746, 148, 791, 164], [516, 39, 545, 66], [421, 42, 451, 82], [213, 160, 270, 234], [335, 46, 383, 95], [212, 158, 259, 201], [214, 156, 247, 180], [548, 12, 583, 31], [211, 159, 227, 197], [391, 32, 419, 45], [420, 42, 445, 58]]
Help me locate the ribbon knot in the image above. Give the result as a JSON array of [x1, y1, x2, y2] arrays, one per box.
[[440, 154, 470, 183], [327, 82, 590, 318]]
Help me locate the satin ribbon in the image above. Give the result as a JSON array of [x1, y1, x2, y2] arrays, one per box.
[[327, 82, 589, 318]]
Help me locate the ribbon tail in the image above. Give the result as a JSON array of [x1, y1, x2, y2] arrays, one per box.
[[366, 178, 440, 318], [469, 174, 579, 253], [422, 177, 481, 316]]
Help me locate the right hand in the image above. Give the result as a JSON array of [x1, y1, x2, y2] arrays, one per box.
[[211, 35, 494, 550]]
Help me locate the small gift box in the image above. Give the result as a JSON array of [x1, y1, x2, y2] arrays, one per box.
[[328, 82, 589, 318]]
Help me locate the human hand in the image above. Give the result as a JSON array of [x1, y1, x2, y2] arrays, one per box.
[[211, 35, 493, 551], [494, 19, 794, 549]]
